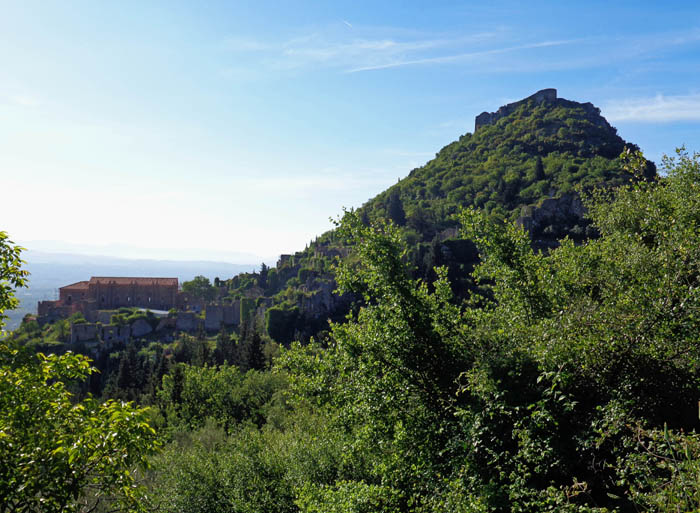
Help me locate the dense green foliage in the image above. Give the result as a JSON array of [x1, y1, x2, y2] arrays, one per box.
[[0, 236, 159, 513], [182, 275, 217, 301], [136, 150, 700, 512], [6, 97, 698, 512], [0, 231, 29, 329], [363, 97, 654, 232], [157, 363, 288, 432], [218, 96, 656, 345]]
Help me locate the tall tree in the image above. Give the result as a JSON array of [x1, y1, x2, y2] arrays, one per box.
[[182, 275, 217, 301], [387, 190, 406, 226], [534, 155, 545, 181]]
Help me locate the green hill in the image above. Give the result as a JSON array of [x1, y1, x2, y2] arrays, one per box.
[[362, 88, 655, 243], [221, 89, 657, 343]]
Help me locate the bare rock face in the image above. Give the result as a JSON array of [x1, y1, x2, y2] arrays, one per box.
[[131, 318, 153, 338], [517, 193, 591, 249]]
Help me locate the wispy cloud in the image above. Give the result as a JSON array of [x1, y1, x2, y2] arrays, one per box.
[[274, 32, 494, 70], [604, 93, 700, 122], [346, 39, 579, 73], [220, 24, 700, 78], [221, 28, 504, 74]]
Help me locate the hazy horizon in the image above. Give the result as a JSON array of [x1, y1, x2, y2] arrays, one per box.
[[2, 1, 699, 260], [17, 239, 275, 266], [3, 248, 264, 332]]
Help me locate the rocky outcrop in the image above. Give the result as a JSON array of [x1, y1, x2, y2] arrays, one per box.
[[131, 318, 153, 338], [517, 193, 591, 249], [475, 88, 557, 132]]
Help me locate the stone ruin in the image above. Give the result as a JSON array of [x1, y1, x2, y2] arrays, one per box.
[[474, 88, 557, 132]]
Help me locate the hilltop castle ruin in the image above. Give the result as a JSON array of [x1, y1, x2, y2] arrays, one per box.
[[475, 88, 557, 132]]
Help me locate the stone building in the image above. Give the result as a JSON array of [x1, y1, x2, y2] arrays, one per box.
[[39, 277, 179, 322]]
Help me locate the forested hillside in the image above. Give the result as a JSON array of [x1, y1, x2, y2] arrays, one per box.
[[219, 91, 657, 345], [8, 92, 700, 513], [4, 149, 700, 512]]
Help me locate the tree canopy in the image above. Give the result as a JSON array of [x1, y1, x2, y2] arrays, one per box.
[[182, 275, 217, 301], [0, 234, 160, 513], [274, 148, 700, 512]]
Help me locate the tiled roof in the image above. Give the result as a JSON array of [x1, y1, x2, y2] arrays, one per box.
[[61, 281, 90, 290], [88, 277, 178, 286]]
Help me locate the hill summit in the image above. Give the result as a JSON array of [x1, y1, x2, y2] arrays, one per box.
[[475, 88, 558, 132], [361, 88, 655, 243], [220, 89, 656, 343]]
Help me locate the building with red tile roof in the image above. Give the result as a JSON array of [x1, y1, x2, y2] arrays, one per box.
[[39, 276, 180, 321]]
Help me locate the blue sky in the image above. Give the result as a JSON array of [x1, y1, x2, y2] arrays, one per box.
[[1, 0, 699, 262]]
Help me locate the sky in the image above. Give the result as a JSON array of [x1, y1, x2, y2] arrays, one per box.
[[1, 0, 699, 263]]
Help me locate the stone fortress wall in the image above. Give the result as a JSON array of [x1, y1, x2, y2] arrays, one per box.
[[39, 276, 250, 348]]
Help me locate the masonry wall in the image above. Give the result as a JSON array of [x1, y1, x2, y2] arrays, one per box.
[[89, 282, 177, 310], [176, 312, 199, 332], [71, 323, 99, 343], [101, 324, 131, 343], [205, 305, 224, 331], [59, 284, 89, 304], [223, 301, 240, 326]]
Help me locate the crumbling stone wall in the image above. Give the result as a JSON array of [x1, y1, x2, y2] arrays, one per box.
[[71, 323, 99, 344], [100, 324, 131, 343], [176, 311, 199, 332], [205, 305, 224, 331], [223, 301, 240, 326], [202, 302, 241, 330]]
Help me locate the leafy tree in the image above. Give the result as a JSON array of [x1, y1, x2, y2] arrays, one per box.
[[214, 326, 238, 365], [359, 208, 371, 226], [276, 212, 472, 510], [265, 304, 299, 345], [157, 363, 287, 431], [0, 231, 29, 329], [259, 262, 269, 289], [238, 326, 266, 371], [387, 191, 406, 226], [0, 347, 160, 512], [0, 232, 160, 512], [534, 155, 545, 181], [277, 150, 700, 512], [182, 275, 217, 301]]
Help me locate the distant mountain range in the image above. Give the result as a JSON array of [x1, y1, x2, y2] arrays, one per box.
[[18, 239, 272, 264], [4, 251, 258, 331]]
